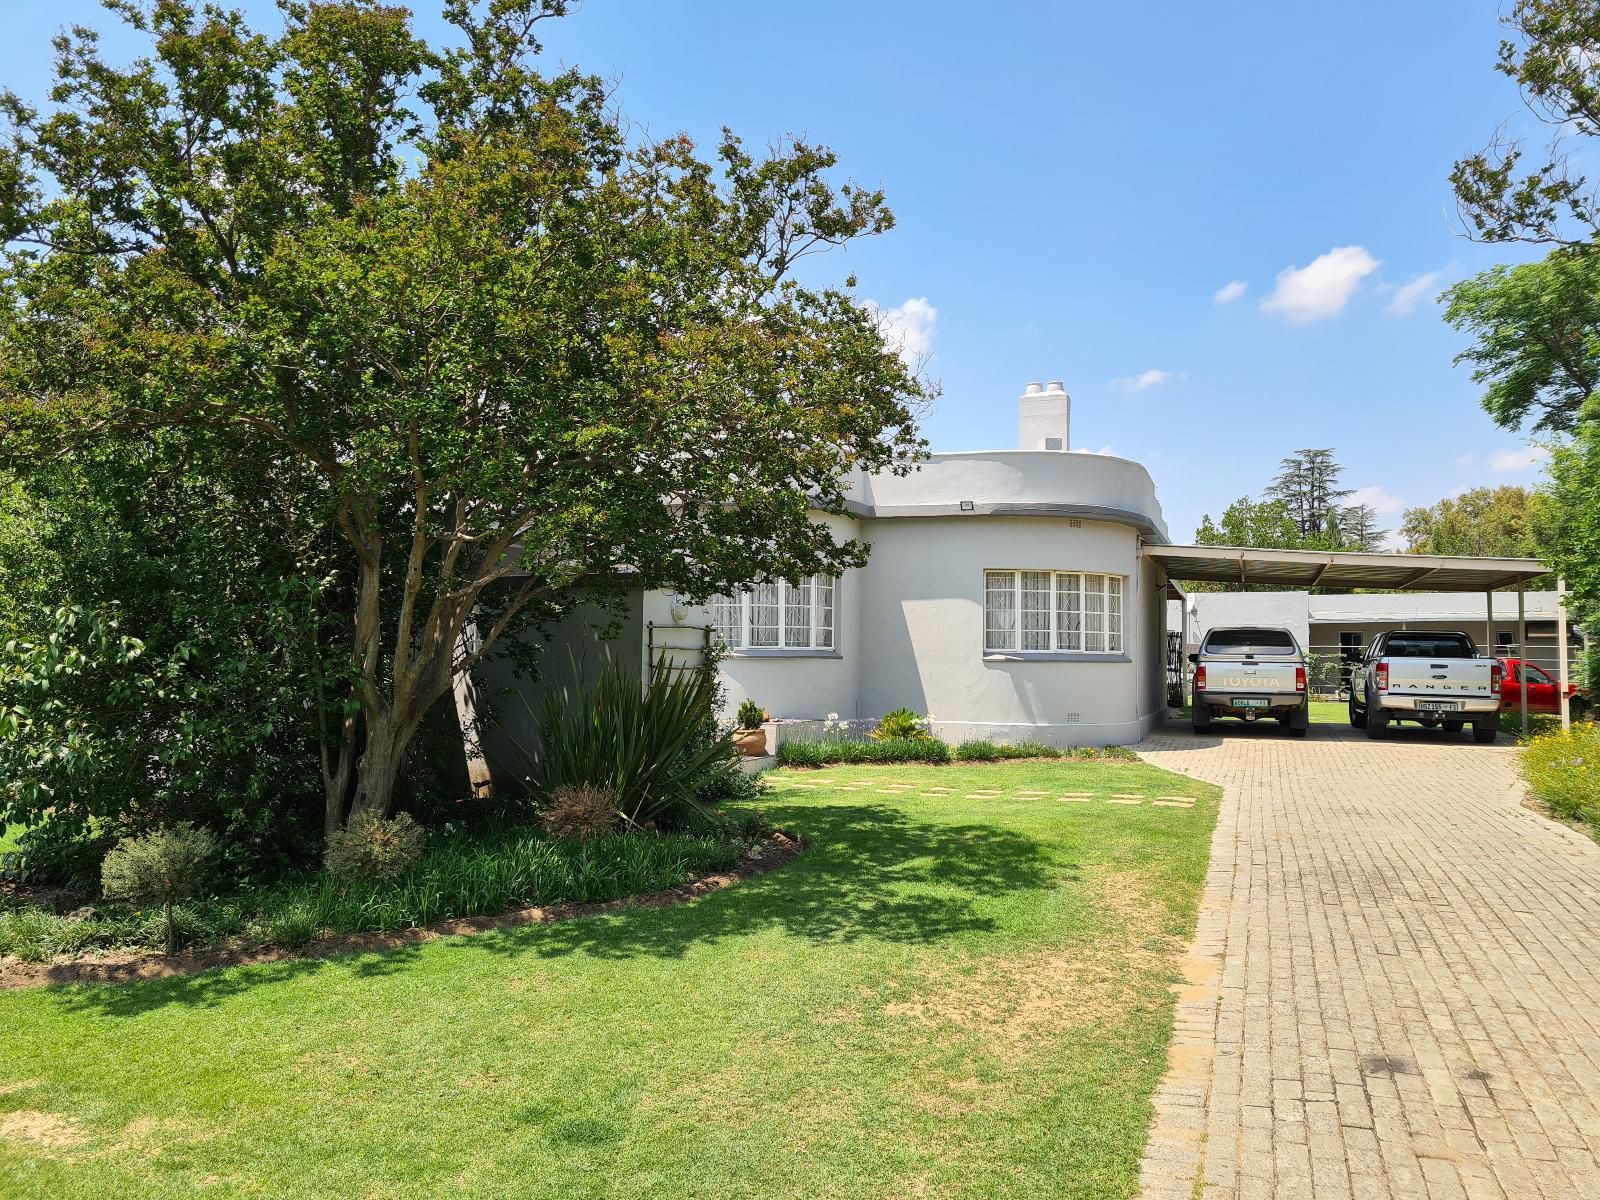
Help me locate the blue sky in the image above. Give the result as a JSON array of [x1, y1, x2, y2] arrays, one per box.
[[1, 1, 1559, 542]]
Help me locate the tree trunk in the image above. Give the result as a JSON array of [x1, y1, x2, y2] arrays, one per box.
[[348, 712, 407, 824]]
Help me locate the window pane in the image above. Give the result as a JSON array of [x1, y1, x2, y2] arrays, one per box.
[[1107, 575, 1123, 653], [984, 571, 1017, 651], [815, 576, 834, 649], [749, 582, 780, 647], [1021, 570, 1052, 651], [710, 595, 741, 649], [783, 578, 813, 648], [1083, 573, 1106, 652], [1057, 572, 1082, 651]]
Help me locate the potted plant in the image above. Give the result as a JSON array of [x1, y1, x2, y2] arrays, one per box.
[[733, 699, 769, 756]]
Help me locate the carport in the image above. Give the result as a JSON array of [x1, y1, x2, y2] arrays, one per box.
[[1143, 543, 1571, 733]]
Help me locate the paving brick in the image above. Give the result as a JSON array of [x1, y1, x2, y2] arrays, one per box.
[[1134, 722, 1600, 1198]]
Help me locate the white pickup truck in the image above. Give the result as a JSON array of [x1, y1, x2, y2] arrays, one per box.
[[1348, 630, 1503, 743], [1191, 626, 1309, 736]]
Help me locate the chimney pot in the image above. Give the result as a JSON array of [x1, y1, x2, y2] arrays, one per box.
[[1025, 381, 1043, 394]]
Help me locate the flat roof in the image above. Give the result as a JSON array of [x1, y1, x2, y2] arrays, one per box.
[[1146, 544, 1551, 593]]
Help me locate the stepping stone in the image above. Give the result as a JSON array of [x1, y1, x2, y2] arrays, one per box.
[[1108, 794, 1144, 805], [1154, 800, 1194, 808], [1057, 795, 1093, 803], [965, 791, 1002, 799], [1156, 796, 1196, 804], [1017, 790, 1048, 796]]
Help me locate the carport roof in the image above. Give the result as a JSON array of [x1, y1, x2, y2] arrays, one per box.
[[1146, 543, 1551, 594]]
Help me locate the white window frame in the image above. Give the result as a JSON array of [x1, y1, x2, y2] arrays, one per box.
[[710, 575, 838, 654], [982, 569, 1126, 656]]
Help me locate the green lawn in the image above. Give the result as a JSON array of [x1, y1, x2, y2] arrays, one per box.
[[0, 761, 1219, 1200]]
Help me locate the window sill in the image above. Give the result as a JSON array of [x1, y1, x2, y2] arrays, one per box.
[[724, 648, 843, 659], [983, 652, 1131, 663]]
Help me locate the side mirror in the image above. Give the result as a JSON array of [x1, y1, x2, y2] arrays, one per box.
[[1187, 653, 1198, 664]]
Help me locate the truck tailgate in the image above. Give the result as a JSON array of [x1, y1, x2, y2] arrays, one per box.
[[1385, 659, 1495, 698], [1206, 661, 1300, 692]]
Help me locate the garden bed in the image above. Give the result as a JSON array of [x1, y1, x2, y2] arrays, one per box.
[[0, 831, 800, 989]]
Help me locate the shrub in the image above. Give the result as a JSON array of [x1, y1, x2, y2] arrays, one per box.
[[1522, 722, 1600, 825], [872, 708, 931, 741], [736, 699, 765, 730], [777, 737, 951, 766], [541, 785, 618, 842], [100, 823, 219, 953], [258, 903, 320, 950], [507, 656, 738, 829], [0, 819, 117, 893], [1499, 710, 1563, 741], [324, 812, 427, 883], [954, 740, 1063, 761], [954, 739, 1000, 761]]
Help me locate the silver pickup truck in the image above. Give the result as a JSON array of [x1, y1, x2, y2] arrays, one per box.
[[1348, 630, 1502, 743], [1191, 626, 1309, 736]]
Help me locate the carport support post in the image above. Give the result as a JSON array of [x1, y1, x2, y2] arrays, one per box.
[[1518, 586, 1528, 740], [1485, 589, 1494, 673], [1557, 576, 1572, 731]]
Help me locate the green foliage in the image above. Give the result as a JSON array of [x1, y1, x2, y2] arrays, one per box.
[[1499, 710, 1564, 741], [776, 737, 951, 766], [953, 740, 1135, 763], [871, 708, 931, 741], [1542, 428, 1600, 632], [1400, 485, 1550, 560], [0, 0, 929, 825], [1442, 254, 1600, 435], [1, 822, 765, 959], [1521, 721, 1600, 825], [507, 657, 738, 829], [99, 823, 220, 952], [736, 699, 765, 730], [0, 819, 115, 893], [323, 812, 427, 883], [0, 450, 336, 881], [1194, 450, 1384, 556], [1452, 0, 1600, 251]]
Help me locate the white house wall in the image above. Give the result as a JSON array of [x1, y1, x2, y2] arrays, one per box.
[[856, 515, 1157, 746]]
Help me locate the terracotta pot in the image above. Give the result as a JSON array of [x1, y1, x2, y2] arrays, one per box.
[[733, 726, 768, 757]]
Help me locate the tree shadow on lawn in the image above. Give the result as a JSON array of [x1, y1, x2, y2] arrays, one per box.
[[48, 932, 427, 1019], [459, 799, 1062, 963], [45, 801, 1056, 1015]]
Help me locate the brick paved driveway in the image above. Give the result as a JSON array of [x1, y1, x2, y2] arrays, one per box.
[[1134, 718, 1600, 1200]]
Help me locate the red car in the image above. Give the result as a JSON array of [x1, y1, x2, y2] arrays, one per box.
[[1497, 658, 1589, 719]]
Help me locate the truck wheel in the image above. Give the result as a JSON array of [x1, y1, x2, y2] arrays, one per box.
[[1472, 720, 1498, 744], [1286, 707, 1310, 737], [1348, 693, 1366, 729], [1192, 705, 1212, 734], [1365, 699, 1388, 740]]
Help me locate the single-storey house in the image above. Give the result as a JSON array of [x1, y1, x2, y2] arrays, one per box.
[[476, 381, 1562, 768]]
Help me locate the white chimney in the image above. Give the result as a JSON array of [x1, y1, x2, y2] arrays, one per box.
[[1018, 380, 1070, 451]]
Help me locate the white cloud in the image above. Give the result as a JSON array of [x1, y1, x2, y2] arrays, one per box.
[[1385, 270, 1446, 317], [1454, 452, 1474, 467], [1488, 445, 1549, 473], [1213, 280, 1248, 304], [869, 296, 937, 366], [1087, 445, 1117, 456], [1348, 485, 1407, 517], [1113, 368, 1176, 391], [1260, 245, 1380, 323]]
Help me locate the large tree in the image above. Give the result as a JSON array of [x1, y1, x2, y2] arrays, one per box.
[[0, 0, 928, 834], [1449, 0, 1600, 628], [1400, 485, 1548, 561], [1265, 449, 1353, 541]]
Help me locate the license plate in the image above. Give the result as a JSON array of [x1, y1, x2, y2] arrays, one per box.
[[1232, 698, 1270, 709], [1417, 700, 1463, 712]]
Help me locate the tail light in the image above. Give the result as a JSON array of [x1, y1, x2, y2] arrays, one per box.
[[1490, 660, 1503, 696], [1195, 665, 1206, 691], [1376, 661, 1389, 692], [1295, 666, 1307, 693]]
